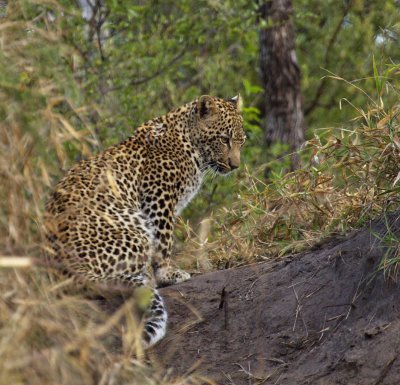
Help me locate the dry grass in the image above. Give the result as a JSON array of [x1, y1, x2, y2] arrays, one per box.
[[0, 4, 200, 385], [0, 2, 99, 256], [0, 5, 216, 383], [0, 267, 211, 385], [206, 96, 400, 268]]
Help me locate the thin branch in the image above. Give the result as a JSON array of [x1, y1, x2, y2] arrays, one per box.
[[96, 8, 110, 62], [304, 0, 354, 116], [109, 49, 186, 92]]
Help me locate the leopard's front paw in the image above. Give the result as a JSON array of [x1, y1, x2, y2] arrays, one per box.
[[173, 269, 191, 283], [155, 266, 191, 287]]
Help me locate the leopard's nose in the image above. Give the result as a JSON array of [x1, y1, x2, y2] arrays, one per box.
[[229, 161, 239, 170], [229, 147, 241, 170]]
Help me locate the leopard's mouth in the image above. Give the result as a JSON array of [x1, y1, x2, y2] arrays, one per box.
[[213, 162, 232, 175]]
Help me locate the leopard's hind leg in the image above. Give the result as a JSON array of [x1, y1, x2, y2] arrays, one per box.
[[79, 271, 168, 348], [46, 209, 169, 347], [142, 288, 167, 347]]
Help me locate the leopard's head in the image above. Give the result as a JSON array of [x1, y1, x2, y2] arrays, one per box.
[[192, 95, 246, 174]]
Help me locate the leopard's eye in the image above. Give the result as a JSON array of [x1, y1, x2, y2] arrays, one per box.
[[220, 135, 230, 146]]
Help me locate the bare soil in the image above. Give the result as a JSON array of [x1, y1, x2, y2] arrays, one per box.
[[151, 213, 400, 384]]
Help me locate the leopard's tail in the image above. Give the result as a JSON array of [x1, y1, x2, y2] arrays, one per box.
[[143, 288, 168, 347]]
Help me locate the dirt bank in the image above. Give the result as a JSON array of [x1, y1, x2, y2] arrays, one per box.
[[152, 213, 400, 384]]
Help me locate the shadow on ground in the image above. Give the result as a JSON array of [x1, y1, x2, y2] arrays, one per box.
[[152, 213, 400, 385]]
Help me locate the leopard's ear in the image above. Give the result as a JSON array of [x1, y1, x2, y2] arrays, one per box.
[[229, 94, 243, 111], [197, 95, 217, 119]]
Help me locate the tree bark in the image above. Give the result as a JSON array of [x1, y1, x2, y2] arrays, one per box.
[[259, 0, 306, 162]]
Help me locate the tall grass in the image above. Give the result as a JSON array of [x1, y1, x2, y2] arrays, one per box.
[[0, 268, 211, 385], [0, 2, 99, 255], [0, 4, 198, 385], [205, 69, 400, 268]]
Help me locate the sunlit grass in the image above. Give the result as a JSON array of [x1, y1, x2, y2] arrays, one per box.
[[203, 70, 400, 268], [0, 268, 209, 385]]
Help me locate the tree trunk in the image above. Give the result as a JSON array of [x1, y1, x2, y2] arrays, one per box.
[[259, 0, 305, 164]]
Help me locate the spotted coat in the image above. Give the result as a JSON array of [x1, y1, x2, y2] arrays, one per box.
[[44, 95, 246, 346]]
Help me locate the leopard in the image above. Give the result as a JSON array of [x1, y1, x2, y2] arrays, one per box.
[[44, 95, 246, 347]]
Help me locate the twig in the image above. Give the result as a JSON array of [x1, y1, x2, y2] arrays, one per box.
[[372, 354, 398, 385], [318, 314, 329, 342], [219, 286, 229, 330], [292, 286, 308, 336], [305, 283, 327, 298], [110, 49, 186, 91], [0, 257, 32, 268], [234, 362, 270, 384], [95, 8, 110, 62], [305, 0, 354, 116]]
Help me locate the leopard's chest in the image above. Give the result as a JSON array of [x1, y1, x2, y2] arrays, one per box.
[[174, 168, 204, 216]]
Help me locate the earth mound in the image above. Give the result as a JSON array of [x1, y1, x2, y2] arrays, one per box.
[[152, 213, 400, 384]]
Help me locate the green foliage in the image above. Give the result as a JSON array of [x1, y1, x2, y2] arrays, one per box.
[[57, 0, 260, 146], [1, 0, 400, 249], [295, 0, 400, 127]]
